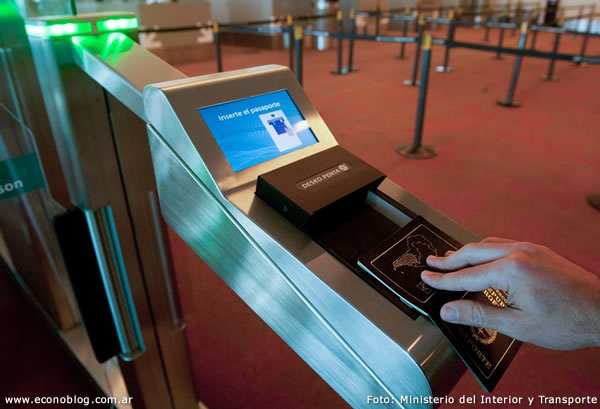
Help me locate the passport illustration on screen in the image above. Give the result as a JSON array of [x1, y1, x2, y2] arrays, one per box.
[[357, 216, 521, 392]]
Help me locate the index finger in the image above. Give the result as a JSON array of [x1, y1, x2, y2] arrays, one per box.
[[427, 242, 517, 271], [421, 258, 511, 292]]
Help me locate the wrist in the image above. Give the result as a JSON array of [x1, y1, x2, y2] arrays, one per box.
[[587, 277, 600, 348]]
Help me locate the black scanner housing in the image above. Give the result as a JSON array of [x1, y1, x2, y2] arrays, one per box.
[[256, 146, 385, 230]]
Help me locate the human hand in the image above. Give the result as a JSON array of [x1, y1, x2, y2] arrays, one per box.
[[421, 238, 600, 350]]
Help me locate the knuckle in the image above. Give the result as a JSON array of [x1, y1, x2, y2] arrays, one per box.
[[515, 241, 539, 254], [469, 303, 487, 328], [504, 251, 528, 268]]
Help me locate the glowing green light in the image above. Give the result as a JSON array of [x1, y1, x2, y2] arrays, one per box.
[[96, 18, 139, 32], [25, 22, 93, 37]]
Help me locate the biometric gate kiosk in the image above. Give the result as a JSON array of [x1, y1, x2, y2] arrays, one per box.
[[24, 14, 496, 408]]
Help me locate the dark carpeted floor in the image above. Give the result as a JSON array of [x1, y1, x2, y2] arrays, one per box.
[[0, 264, 111, 409], [169, 26, 600, 409]]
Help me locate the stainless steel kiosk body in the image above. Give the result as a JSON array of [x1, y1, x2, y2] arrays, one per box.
[[23, 14, 479, 406], [144, 66, 475, 408]]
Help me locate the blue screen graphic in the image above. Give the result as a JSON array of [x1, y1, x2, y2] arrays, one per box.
[[199, 90, 318, 172]]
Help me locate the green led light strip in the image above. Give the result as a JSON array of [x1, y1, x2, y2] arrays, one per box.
[[25, 22, 93, 37], [96, 17, 139, 32]]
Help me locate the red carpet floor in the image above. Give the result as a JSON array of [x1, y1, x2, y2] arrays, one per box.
[[169, 26, 600, 409]]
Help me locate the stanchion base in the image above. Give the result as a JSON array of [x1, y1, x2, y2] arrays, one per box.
[[493, 56, 504, 60], [587, 192, 600, 211], [575, 61, 587, 67], [496, 100, 521, 108], [403, 79, 420, 86], [435, 66, 453, 73], [396, 144, 436, 159], [395, 55, 408, 59], [542, 75, 559, 82], [331, 67, 358, 75]]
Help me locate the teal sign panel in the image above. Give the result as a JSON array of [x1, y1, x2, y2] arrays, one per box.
[[0, 153, 46, 200]]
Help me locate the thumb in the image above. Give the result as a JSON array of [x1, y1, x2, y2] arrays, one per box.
[[440, 300, 520, 334]]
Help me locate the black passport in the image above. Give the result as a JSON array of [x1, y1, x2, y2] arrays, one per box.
[[357, 216, 521, 392]]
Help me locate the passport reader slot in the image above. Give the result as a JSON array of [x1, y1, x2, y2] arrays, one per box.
[[309, 190, 422, 320]]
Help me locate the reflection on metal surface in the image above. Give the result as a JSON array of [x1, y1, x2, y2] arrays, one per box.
[[71, 32, 184, 120], [85, 207, 145, 361]]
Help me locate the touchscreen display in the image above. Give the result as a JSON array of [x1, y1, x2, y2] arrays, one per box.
[[198, 90, 318, 172]]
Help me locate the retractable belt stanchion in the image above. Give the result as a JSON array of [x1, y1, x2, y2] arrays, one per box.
[[396, 8, 410, 59], [513, 0, 523, 37], [575, 5, 584, 37], [543, 18, 563, 81], [436, 10, 455, 72], [498, 23, 528, 108], [484, 11, 491, 42], [398, 34, 436, 159], [347, 9, 358, 73], [576, 5, 595, 66], [332, 10, 346, 75], [530, 26, 538, 49], [287, 15, 294, 72], [404, 15, 425, 86], [213, 21, 223, 72], [495, 20, 507, 59], [295, 26, 304, 85], [375, 4, 381, 36]]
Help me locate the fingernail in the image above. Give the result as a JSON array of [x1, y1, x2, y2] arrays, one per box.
[[421, 270, 433, 279], [426, 255, 438, 262], [441, 305, 459, 322], [444, 250, 455, 256]]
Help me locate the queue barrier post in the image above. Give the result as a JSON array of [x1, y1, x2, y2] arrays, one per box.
[[332, 10, 346, 75], [484, 12, 491, 42], [530, 28, 538, 49], [287, 15, 294, 72], [375, 4, 381, 36], [398, 34, 436, 159], [543, 15, 564, 81], [436, 10, 455, 73], [577, 5, 595, 66], [497, 23, 528, 108], [542, 28, 562, 81], [495, 23, 507, 59], [213, 21, 223, 72], [295, 26, 304, 85], [512, 0, 523, 37], [396, 8, 410, 59], [404, 15, 425, 86], [347, 9, 358, 73], [575, 5, 584, 37]]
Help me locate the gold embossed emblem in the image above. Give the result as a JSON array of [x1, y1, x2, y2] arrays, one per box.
[[471, 327, 498, 345]]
